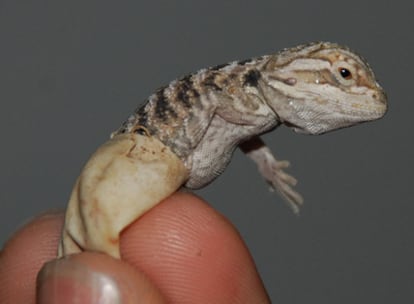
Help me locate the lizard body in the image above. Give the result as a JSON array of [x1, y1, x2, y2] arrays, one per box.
[[115, 41, 386, 209], [59, 42, 387, 258]]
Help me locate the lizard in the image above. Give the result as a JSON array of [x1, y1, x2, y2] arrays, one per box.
[[58, 41, 387, 259]]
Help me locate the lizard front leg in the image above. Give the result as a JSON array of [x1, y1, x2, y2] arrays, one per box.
[[240, 136, 304, 214]]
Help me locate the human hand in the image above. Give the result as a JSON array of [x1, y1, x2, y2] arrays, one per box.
[[0, 192, 270, 303]]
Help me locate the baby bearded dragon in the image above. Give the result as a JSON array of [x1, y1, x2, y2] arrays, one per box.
[[58, 42, 387, 259]]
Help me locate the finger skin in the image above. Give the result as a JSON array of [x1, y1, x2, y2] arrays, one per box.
[[0, 192, 270, 304], [121, 192, 270, 303], [0, 212, 63, 304], [37, 253, 166, 304]]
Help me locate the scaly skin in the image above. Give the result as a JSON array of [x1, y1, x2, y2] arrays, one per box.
[[114, 41, 387, 212], [60, 42, 387, 258]]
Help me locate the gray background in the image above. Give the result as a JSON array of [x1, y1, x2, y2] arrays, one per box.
[[0, 1, 412, 303]]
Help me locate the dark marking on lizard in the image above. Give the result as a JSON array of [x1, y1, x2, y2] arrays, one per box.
[[154, 87, 178, 120], [210, 63, 228, 71], [203, 73, 223, 91], [237, 58, 254, 65], [176, 74, 200, 108], [135, 104, 149, 127], [243, 69, 261, 87], [176, 79, 193, 108], [180, 75, 200, 98]]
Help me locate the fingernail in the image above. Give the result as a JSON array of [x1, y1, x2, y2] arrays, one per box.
[[37, 257, 122, 304]]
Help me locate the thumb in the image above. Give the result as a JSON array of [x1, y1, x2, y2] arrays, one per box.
[[36, 252, 165, 304]]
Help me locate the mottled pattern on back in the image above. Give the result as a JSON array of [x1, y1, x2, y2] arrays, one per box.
[[114, 55, 273, 160]]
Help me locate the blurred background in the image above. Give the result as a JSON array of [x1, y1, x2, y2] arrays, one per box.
[[1, 1, 413, 302]]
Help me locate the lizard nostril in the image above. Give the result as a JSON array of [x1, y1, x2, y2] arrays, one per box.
[[378, 90, 387, 105], [371, 88, 387, 106]]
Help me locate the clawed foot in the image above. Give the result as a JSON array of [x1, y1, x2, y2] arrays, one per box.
[[239, 136, 304, 214], [264, 160, 304, 214]]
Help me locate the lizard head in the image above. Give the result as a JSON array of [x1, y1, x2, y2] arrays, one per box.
[[260, 42, 387, 134]]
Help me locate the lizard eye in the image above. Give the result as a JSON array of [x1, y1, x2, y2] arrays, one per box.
[[332, 61, 356, 86], [338, 67, 352, 80]]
